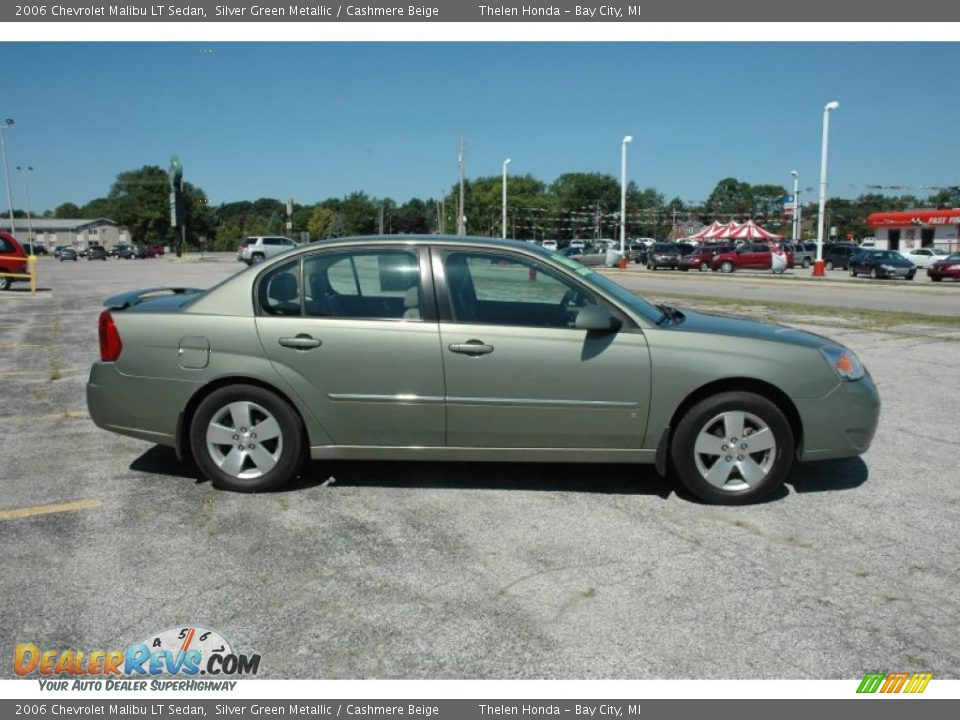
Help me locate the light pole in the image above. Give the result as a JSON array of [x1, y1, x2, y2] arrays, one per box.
[[620, 135, 633, 257], [790, 170, 799, 241], [0, 118, 15, 236], [813, 101, 839, 277], [501, 158, 511, 239], [17, 165, 34, 247]]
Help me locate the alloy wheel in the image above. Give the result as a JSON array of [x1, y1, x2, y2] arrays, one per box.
[[205, 401, 283, 479], [692, 410, 777, 492]]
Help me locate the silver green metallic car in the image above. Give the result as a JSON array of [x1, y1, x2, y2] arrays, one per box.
[[87, 236, 880, 504]]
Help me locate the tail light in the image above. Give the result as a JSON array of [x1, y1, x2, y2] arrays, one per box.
[[98, 310, 123, 361]]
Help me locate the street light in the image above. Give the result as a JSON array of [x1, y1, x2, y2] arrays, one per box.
[[813, 101, 839, 277], [501, 157, 511, 240], [620, 135, 633, 257], [0, 118, 15, 236], [789, 170, 800, 241], [17, 165, 34, 248]]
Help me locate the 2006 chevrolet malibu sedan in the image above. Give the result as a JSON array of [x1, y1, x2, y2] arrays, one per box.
[[87, 236, 880, 504]]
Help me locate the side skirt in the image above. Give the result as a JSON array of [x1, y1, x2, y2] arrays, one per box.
[[309, 446, 657, 464]]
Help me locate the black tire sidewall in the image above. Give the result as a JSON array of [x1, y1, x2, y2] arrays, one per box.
[[671, 391, 794, 505], [190, 384, 304, 492]]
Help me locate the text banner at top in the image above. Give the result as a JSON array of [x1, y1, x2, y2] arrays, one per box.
[[5, 0, 960, 22]]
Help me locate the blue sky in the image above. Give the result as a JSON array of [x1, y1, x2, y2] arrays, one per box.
[[4, 42, 959, 211]]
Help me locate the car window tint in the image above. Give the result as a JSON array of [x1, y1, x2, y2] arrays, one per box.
[[303, 249, 421, 320], [258, 260, 301, 316], [443, 251, 596, 328], [0, 238, 13, 254]]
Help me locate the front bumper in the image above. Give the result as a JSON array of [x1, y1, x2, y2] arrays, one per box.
[[795, 374, 881, 461]]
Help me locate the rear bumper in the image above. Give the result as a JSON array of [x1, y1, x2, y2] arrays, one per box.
[[87, 362, 199, 448], [796, 375, 881, 461]]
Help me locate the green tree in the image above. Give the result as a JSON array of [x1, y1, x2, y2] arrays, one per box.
[[307, 206, 335, 239], [54, 202, 81, 218], [107, 166, 170, 244], [706, 177, 755, 218]]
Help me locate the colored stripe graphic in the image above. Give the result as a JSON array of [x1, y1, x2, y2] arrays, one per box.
[[857, 672, 932, 694]]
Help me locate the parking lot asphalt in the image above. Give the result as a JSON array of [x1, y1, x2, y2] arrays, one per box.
[[1, 254, 959, 679]]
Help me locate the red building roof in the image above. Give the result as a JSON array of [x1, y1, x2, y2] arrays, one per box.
[[867, 209, 960, 228]]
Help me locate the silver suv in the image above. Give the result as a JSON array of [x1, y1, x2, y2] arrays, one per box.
[[237, 236, 298, 265]]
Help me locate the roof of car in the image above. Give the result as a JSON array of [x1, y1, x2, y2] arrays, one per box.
[[308, 235, 543, 253]]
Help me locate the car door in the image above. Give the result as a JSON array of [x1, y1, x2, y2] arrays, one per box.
[[254, 246, 446, 447], [433, 246, 651, 449]]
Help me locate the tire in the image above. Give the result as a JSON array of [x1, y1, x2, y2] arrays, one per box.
[[0, 275, 10, 291], [251, 253, 265, 265], [906, 272, 915, 281], [190, 384, 305, 492], [850, 269, 857, 277], [699, 262, 709, 272], [870, 267, 879, 280], [720, 261, 734, 274], [802, 257, 811, 268], [670, 391, 794, 505], [931, 276, 942, 282], [826, 260, 835, 271]]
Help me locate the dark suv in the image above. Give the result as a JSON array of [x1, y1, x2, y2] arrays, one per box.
[[645, 243, 681, 270], [822, 243, 860, 271], [87, 246, 108, 261]]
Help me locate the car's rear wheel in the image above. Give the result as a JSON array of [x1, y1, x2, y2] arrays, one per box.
[[720, 261, 734, 273], [802, 257, 811, 268], [0, 275, 10, 291], [251, 253, 265, 265], [190, 385, 304, 492], [826, 260, 835, 270], [671, 391, 794, 505]]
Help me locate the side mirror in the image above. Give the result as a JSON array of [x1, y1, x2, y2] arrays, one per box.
[[574, 305, 620, 332]]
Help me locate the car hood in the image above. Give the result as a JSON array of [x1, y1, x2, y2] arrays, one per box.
[[666, 309, 833, 350]]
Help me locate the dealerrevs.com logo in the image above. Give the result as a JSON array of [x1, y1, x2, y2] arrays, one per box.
[[15, 626, 260, 691]]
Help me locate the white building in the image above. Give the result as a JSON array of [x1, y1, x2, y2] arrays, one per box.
[[0, 218, 130, 251], [866, 209, 960, 253]]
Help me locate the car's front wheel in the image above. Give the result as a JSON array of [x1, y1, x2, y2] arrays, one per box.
[[802, 257, 811, 268], [190, 385, 305, 492], [670, 391, 794, 505], [720, 261, 734, 273]]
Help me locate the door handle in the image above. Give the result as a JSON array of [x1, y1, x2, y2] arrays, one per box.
[[448, 340, 494, 356], [279, 334, 322, 350]]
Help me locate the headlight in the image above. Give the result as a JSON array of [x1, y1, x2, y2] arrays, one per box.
[[880, 264, 895, 271], [820, 346, 864, 381]]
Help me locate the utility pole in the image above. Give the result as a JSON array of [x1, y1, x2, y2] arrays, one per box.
[[378, 205, 384, 235], [457, 136, 466, 235]]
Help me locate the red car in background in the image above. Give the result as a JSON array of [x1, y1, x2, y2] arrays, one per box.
[[147, 244, 165, 257], [0, 231, 29, 291], [927, 252, 960, 282], [710, 243, 794, 273], [680, 244, 735, 272]]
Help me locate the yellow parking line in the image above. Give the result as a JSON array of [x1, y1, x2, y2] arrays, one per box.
[[0, 498, 102, 521]]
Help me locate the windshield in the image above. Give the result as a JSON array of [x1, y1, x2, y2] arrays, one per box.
[[945, 252, 960, 261], [549, 251, 664, 324]]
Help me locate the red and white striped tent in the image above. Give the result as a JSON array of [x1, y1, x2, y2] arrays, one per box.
[[728, 219, 782, 241], [687, 221, 726, 240], [709, 221, 743, 240]]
